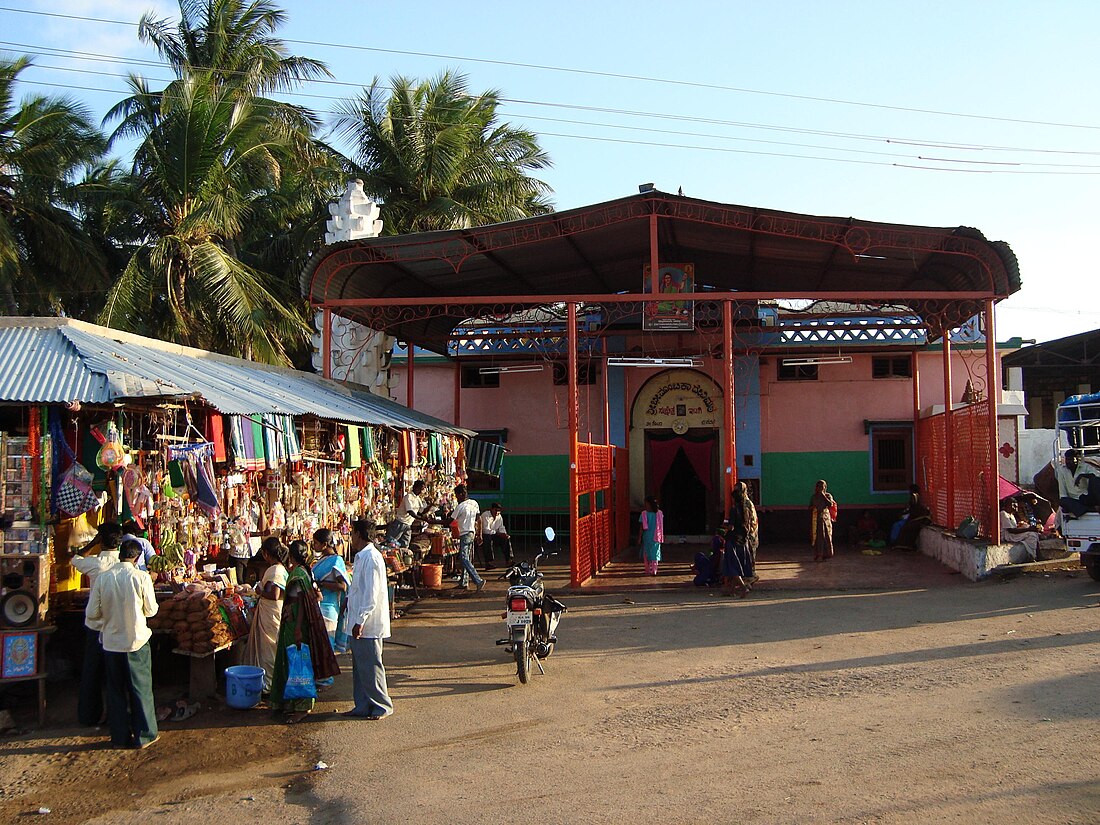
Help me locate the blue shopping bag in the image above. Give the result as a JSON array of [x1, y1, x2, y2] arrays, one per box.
[[284, 643, 317, 700]]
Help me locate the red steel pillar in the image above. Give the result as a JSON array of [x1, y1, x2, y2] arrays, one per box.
[[406, 344, 415, 409], [602, 337, 611, 447], [722, 299, 738, 505], [985, 299, 1001, 544], [942, 332, 955, 529], [567, 302, 580, 586], [911, 350, 921, 491]]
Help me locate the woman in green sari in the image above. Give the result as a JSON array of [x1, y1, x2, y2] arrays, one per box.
[[270, 541, 340, 723]]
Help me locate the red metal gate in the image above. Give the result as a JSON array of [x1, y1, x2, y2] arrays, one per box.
[[916, 400, 993, 537], [573, 442, 615, 585]]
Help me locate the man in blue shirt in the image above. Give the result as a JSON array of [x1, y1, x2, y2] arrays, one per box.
[[120, 520, 157, 571]]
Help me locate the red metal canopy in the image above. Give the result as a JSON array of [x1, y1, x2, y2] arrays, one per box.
[[302, 191, 1020, 349]]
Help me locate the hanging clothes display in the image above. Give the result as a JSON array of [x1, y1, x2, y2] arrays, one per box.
[[466, 438, 505, 477]]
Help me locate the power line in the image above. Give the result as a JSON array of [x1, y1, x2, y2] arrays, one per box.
[[3, 3, 1100, 133], [13, 76, 1100, 176], [21, 60, 1100, 170], [7, 39, 1100, 163]]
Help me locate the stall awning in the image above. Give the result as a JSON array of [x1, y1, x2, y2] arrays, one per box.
[[0, 318, 472, 436]]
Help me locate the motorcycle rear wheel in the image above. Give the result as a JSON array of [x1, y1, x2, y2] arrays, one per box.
[[515, 642, 531, 683]]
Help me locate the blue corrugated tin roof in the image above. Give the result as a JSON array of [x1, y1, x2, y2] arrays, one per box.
[[0, 318, 470, 435]]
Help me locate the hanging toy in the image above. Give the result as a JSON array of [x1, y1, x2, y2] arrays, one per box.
[[93, 423, 127, 471]]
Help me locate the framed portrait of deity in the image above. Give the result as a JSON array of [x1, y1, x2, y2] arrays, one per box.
[[642, 263, 694, 331]]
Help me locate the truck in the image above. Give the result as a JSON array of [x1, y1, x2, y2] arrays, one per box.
[[1056, 392, 1100, 580]]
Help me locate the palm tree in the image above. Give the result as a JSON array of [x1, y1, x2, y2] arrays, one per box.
[[135, 0, 330, 95], [334, 71, 554, 234], [99, 72, 309, 364], [0, 56, 107, 315]]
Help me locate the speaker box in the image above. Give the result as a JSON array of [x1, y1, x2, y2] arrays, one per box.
[[0, 554, 49, 628]]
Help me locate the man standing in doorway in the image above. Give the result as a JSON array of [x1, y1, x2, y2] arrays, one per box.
[[85, 539, 159, 748], [344, 519, 394, 720], [451, 485, 484, 592]]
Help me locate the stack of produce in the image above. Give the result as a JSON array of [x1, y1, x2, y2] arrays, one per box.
[[150, 589, 235, 654]]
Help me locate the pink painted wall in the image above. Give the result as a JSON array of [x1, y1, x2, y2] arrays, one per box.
[[762, 351, 997, 453], [391, 347, 1008, 459], [390, 363, 607, 455]]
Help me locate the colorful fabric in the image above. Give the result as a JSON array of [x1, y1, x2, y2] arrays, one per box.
[[313, 553, 351, 653], [270, 564, 340, 712], [204, 413, 227, 462], [466, 438, 505, 477], [640, 509, 665, 544], [345, 425, 362, 469], [639, 511, 663, 562], [242, 563, 285, 691]]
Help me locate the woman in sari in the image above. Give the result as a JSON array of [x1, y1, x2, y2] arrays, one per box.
[[810, 479, 837, 561], [270, 541, 339, 723], [730, 481, 759, 570], [721, 522, 752, 597], [639, 497, 664, 576], [312, 528, 351, 656], [243, 537, 288, 693]]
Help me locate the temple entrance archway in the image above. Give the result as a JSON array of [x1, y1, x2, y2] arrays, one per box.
[[630, 369, 723, 537]]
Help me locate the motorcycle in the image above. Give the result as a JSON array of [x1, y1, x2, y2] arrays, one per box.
[[495, 527, 567, 683]]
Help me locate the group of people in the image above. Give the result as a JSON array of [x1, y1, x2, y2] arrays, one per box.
[[77, 516, 399, 749], [240, 520, 394, 722], [391, 480, 514, 588]]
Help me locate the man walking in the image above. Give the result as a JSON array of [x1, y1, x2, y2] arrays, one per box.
[[344, 519, 394, 720], [85, 539, 159, 748], [451, 485, 484, 592]]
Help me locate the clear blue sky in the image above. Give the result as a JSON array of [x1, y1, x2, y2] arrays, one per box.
[[3, 0, 1098, 344]]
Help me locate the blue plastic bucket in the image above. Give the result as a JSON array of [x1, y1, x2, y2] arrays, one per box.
[[224, 665, 264, 709]]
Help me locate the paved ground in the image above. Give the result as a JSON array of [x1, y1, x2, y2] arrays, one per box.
[[3, 546, 1099, 824]]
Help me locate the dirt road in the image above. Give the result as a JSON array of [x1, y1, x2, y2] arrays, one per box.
[[4, 570, 1100, 824]]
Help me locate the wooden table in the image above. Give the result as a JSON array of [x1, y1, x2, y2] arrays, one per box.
[[171, 637, 245, 700]]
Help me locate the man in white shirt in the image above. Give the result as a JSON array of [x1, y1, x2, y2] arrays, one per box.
[[451, 484, 484, 592], [85, 540, 159, 748], [343, 519, 394, 720], [387, 480, 432, 547], [478, 502, 513, 569], [73, 522, 123, 726]]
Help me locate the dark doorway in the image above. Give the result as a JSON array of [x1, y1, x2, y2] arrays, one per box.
[[659, 447, 707, 534]]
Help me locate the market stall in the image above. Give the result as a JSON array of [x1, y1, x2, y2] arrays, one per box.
[[0, 317, 471, 713]]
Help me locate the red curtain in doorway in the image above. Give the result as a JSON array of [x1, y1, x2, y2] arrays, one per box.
[[648, 436, 714, 492]]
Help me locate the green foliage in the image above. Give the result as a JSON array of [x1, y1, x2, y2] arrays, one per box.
[[3, 2, 555, 367], [0, 56, 108, 316], [335, 71, 553, 234]]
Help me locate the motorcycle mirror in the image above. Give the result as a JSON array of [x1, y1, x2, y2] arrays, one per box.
[[544, 527, 555, 543]]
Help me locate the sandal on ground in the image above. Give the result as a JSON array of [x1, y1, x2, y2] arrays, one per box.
[[170, 700, 200, 722]]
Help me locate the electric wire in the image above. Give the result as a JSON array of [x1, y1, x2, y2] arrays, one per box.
[[5, 38, 1100, 160], [10, 68, 1100, 174], [2, 3, 1100, 132], [20, 60, 1100, 169]]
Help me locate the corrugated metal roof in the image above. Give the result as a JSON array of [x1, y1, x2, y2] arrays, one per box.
[[0, 325, 110, 403], [0, 318, 471, 435]]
